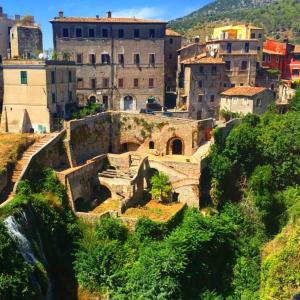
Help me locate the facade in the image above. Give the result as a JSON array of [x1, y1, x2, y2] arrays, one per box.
[[0, 60, 76, 133], [164, 28, 181, 92], [181, 54, 228, 119], [51, 11, 166, 111], [10, 24, 43, 59], [220, 86, 275, 115], [290, 45, 300, 81], [0, 66, 3, 112]]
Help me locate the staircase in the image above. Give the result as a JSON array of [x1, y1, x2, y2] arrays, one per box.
[[129, 154, 141, 177], [3, 135, 55, 202], [99, 167, 118, 179]]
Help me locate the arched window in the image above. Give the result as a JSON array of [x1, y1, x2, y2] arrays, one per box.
[[149, 141, 155, 149], [172, 139, 183, 155]]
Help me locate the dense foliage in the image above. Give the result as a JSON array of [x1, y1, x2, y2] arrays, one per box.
[[170, 0, 300, 43]]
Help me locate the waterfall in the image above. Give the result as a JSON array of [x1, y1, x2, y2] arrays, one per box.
[[3, 209, 54, 300]]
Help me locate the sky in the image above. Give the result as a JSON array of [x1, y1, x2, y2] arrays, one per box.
[[0, 0, 212, 49]]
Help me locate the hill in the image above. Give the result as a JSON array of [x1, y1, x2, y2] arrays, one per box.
[[169, 0, 300, 43]]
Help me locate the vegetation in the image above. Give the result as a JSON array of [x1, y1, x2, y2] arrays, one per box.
[[150, 172, 172, 202], [169, 0, 300, 43], [70, 102, 104, 120]]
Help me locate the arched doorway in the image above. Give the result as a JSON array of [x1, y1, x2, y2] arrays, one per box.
[[98, 184, 112, 202], [124, 95, 134, 111], [88, 95, 96, 105], [167, 138, 184, 155], [74, 197, 88, 212], [121, 142, 140, 152]]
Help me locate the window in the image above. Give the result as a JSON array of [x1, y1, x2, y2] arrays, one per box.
[[225, 61, 231, 70], [20, 71, 27, 84], [198, 80, 203, 88], [212, 66, 217, 75], [51, 71, 56, 84], [251, 32, 256, 39], [118, 53, 124, 65], [149, 29, 155, 38], [101, 54, 110, 64], [292, 69, 300, 76], [244, 42, 249, 53], [169, 38, 173, 44], [75, 28, 82, 38], [227, 43, 232, 53], [69, 91, 73, 102], [89, 28, 95, 38], [263, 54, 266, 62], [134, 53, 140, 65], [241, 61, 248, 70], [149, 53, 155, 65], [102, 28, 108, 38], [134, 29, 140, 38], [77, 78, 83, 88], [210, 95, 215, 102], [198, 95, 203, 103], [62, 28, 69, 38], [103, 78, 109, 88], [89, 54, 96, 64], [232, 97, 238, 104], [133, 78, 139, 88], [257, 46, 261, 51], [76, 53, 83, 64], [52, 93, 56, 104], [149, 78, 154, 88], [68, 71, 72, 82], [118, 78, 124, 88], [276, 56, 279, 62], [149, 141, 155, 149], [268, 55, 271, 62], [91, 78, 96, 89], [118, 29, 124, 38], [258, 33, 262, 38], [0, 55, 2, 64], [199, 65, 204, 74], [240, 83, 244, 86], [256, 98, 262, 107]]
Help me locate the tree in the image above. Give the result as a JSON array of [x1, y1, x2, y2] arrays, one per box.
[[150, 172, 172, 202]]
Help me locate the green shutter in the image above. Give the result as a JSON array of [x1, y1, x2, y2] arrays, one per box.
[[20, 71, 27, 84]]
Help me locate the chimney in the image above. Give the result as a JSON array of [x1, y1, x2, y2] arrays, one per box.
[[58, 11, 64, 18], [107, 11, 112, 18]]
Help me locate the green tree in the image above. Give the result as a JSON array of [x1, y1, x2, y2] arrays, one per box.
[[150, 172, 172, 202]]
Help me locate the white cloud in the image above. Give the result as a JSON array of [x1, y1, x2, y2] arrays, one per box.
[[113, 7, 165, 20]]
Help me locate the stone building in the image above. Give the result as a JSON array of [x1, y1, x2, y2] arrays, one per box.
[[220, 86, 275, 115], [0, 66, 3, 113], [0, 59, 76, 133], [51, 11, 166, 110], [180, 54, 228, 119], [10, 24, 43, 59]]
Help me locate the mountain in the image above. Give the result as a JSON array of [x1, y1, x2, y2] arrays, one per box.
[[169, 0, 300, 43]]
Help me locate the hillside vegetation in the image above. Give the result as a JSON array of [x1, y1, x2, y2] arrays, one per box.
[[170, 0, 300, 43]]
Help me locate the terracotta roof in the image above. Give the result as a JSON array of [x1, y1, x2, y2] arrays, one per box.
[[293, 45, 300, 53], [51, 17, 166, 24], [221, 86, 267, 97], [165, 28, 181, 37], [182, 54, 224, 65], [263, 49, 285, 56]]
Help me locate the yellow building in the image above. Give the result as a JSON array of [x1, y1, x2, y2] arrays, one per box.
[[0, 60, 76, 133]]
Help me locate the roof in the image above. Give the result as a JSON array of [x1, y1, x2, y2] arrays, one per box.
[[263, 39, 287, 56], [51, 16, 166, 24], [221, 86, 267, 97], [293, 45, 300, 53], [182, 54, 224, 65], [263, 49, 285, 56], [165, 28, 181, 37], [2, 59, 76, 67]]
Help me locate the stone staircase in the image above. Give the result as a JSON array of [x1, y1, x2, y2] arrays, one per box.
[[3, 135, 55, 202], [129, 154, 141, 177]]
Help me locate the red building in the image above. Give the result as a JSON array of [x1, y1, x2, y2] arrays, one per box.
[[262, 39, 300, 81]]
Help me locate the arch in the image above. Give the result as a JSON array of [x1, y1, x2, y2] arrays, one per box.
[[123, 95, 135, 111], [88, 95, 96, 104], [167, 137, 184, 155], [98, 184, 112, 202], [74, 197, 88, 212], [121, 142, 140, 152], [149, 141, 155, 149], [148, 168, 159, 188]]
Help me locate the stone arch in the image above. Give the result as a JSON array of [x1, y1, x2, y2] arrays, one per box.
[[167, 137, 184, 155], [121, 142, 140, 152], [88, 94, 97, 104], [121, 94, 136, 111], [98, 184, 112, 202], [149, 141, 155, 149], [74, 197, 87, 212]]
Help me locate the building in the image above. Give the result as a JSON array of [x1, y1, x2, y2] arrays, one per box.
[[206, 39, 258, 87], [0, 65, 3, 113], [10, 24, 43, 59], [180, 54, 228, 119], [0, 59, 76, 133], [164, 28, 181, 93], [220, 86, 275, 115], [51, 11, 166, 111], [289, 45, 300, 81]]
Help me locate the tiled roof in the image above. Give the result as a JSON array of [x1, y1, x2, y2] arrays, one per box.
[[263, 49, 285, 56], [221, 86, 267, 97], [182, 54, 224, 65], [51, 17, 166, 24], [165, 28, 181, 37]]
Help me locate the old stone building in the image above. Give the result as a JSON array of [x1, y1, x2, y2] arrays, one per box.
[[51, 11, 166, 110], [10, 24, 43, 59], [180, 54, 229, 119], [0, 59, 76, 133], [220, 86, 275, 115]]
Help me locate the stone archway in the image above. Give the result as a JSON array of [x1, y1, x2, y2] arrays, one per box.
[[167, 137, 184, 155], [121, 142, 140, 152], [124, 95, 134, 111], [88, 95, 96, 104]]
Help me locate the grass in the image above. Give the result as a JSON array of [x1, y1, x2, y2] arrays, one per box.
[[0, 133, 35, 174]]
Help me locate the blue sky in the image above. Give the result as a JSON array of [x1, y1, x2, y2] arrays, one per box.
[[1, 0, 212, 49]]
